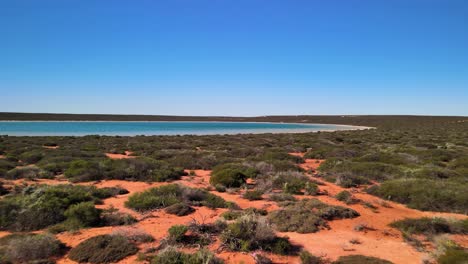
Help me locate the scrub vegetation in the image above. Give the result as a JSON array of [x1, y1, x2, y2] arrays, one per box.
[[0, 115, 467, 263]]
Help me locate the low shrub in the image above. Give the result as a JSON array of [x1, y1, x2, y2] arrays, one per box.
[[332, 255, 393, 264], [111, 227, 154, 243], [100, 208, 137, 226], [220, 215, 296, 255], [268, 193, 297, 202], [151, 246, 224, 264], [367, 178, 468, 213], [269, 199, 359, 233], [300, 250, 324, 264], [168, 225, 189, 243], [335, 190, 357, 204], [68, 234, 138, 263], [390, 217, 467, 236], [64, 201, 102, 228], [5, 166, 53, 180], [437, 247, 468, 264], [221, 210, 243, 220], [1, 233, 65, 263], [165, 203, 195, 216], [243, 190, 263, 200], [210, 164, 248, 188], [0, 184, 121, 231], [125, 184, 231, 212]]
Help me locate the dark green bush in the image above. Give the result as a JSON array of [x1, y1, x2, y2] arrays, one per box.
[[68, 235, 138, 263], [64, 201, 102, 228], [332, 255, 393, 264], [64, 159, 101, 182], [19, 150, 44, 164], [210, 164, 248, 188], [367, 179, 468, 213], [0, 184, 119, 231]]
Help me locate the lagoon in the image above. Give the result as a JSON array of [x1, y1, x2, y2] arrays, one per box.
[[0, 121, 366, 136]]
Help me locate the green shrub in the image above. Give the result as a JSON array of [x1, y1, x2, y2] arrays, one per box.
[[5, 166, 53, 180], [332, 255, 393, 264], [210, 165, 247, 188], [101, 209, 137, 226], [165, 203, 195, 216], [125, 184, 230, 212], [367, 178, 468, 213], [19, 150, 44, 164], [300, 250, 324, 264], [64, 159, 101, 182], [269, 193, 297, 202], [64, 201, 102, 228], [390, 217, 467, 235], [335, 190, 357, 204], [1, 233, 65, 263], [168, 225, 189, 243], [0, 184, 117, 231], [111, 227, 154, 243], [220, 215, 295, 255], [151, 246, 224, 264], [221, 210, 243, 220], [243, 190, 263, 200], [68, 235, 138, 263], [269, 199, 359, 233]]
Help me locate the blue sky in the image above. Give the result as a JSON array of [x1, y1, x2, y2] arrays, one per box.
[[1, 0, 467, 116]]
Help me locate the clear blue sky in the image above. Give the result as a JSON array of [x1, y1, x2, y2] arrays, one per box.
[[1, 0, 467, 116]]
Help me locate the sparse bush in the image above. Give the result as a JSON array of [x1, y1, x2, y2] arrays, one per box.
[[335, 190, 356, 204], [300, 250, 324, 264], [210, 165, 248, 188], [2, 233, 65, 263], [68, 234, 138, 263], [243, 190, 263, 200], [111, 227, 154, 243], [390, 217, 467, 235], [151, 246, 224, 264], [64, 201, 102, 228], [220, 215, 295, 255], [168, 225, 189, 243], [269, 199, 359, 233], [165, 203, 195, 216], [367, 179, 468, 213], [269, 193, 297, 202], [125, 184, 231, 212]]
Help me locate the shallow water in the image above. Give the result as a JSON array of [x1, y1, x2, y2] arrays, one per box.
[[0, 121, 363, 136]]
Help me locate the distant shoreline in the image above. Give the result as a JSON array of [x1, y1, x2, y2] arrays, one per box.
[[0, 121, 373, 137]]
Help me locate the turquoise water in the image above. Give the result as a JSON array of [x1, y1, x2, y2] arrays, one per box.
[[0, 121, 361, 136]]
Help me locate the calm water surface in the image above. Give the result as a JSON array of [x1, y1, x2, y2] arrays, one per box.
[[0, 121, 364, 136]]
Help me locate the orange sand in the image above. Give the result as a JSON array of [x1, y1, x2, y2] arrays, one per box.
[[105, 151, 135, 159]]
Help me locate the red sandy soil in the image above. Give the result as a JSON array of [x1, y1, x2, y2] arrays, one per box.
[[0, 155, 5, 159], [105, 151, 135, 159], [2, 152, 467, 264], [43, 145, 59, 149]]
